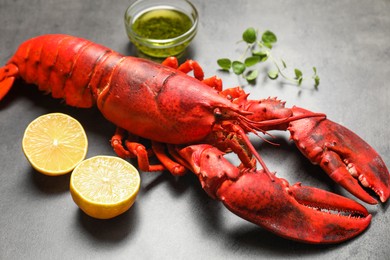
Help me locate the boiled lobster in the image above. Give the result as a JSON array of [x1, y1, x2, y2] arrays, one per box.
[[0, 34, 389, 244]]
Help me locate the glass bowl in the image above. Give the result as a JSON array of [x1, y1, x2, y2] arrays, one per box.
[[124, 0, 199, 58]]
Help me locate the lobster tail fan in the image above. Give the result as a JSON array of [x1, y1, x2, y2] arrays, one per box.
[[0, 64, 18, 100]]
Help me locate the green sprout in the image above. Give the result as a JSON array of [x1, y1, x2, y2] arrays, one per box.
[[217, 27, 320, 88]]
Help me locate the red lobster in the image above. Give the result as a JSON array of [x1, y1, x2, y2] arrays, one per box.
[[0, 34, 389, 244]]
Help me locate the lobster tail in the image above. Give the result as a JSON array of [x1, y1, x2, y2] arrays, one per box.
[[4, 34, 123, 108], [0, 63, 18, 100]]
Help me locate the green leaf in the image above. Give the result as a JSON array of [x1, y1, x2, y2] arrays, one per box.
[[294, 68, 303, 79], [244, 56, 260, 67], [312, 67, 320, 88], [314, 75, 320, 88], [217, 58, 232, 70], [297, 77, 303, 86], [268, 70, 279, 79], [245, 70, 259, 81], [282, 59, 287, 69], [232, 61, 246, 75], [252, 50, 269, 62], [242, 27, 257, 44], [262, 30, 277, 48], [262, 42, 272, 49]]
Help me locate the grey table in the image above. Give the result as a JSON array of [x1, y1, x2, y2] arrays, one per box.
[[1, 0, 389, 259]]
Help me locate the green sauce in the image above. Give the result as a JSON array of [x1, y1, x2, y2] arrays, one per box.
[[126, 7, 197, 58], [132, 9, 193, 40]]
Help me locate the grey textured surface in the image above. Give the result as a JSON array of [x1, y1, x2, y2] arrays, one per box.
[[0, 0, 389, 259]]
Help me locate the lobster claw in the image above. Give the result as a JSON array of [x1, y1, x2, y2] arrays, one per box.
[[174, 144, 371, 244], [289, 106, 390, 204], [217, 170, 371, 244]]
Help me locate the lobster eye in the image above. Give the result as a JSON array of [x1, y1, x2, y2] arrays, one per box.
[[214, 107, 235, 120], [213, 108, 223, 118]]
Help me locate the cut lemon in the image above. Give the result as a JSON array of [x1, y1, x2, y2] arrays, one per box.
[[22, 113, 88, 176], [70, 156, 140, 219]]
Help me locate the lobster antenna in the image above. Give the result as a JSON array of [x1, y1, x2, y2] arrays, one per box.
[[250, 112, 327, 128], [236, 116, 281, 146], [232, 124, 276, 181]]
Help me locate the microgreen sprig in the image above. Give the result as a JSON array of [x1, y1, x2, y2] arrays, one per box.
[[217, 27, 320, 88]]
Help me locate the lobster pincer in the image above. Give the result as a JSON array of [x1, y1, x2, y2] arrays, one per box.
[[222, 87, 390, 205], [173, 144, 371, 244], [288, 106, 390, 204]]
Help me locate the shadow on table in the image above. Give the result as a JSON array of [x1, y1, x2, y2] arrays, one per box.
[[76, 203, 139, 243]]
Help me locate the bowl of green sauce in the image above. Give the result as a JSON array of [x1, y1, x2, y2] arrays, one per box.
[[125, 0, 198, 58]]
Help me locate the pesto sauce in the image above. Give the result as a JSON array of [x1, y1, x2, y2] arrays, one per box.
[[132, 9, 193, 40]]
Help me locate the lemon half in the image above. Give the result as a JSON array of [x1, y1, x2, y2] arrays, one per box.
[[22, 113, 88, 176], [70, 156, 141, 219]]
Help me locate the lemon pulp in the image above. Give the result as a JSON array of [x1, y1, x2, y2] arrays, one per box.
[[70, 156, 140, 219], [22, 113, 88, 176]]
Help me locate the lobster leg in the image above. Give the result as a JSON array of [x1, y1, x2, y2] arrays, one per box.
[[162, 57, 222, 91], [172, 144, 371, 244], [162, 57, 204, 80], [152, 141, 186, 175], [111, 128, 187, 174], [110, 127, 166, 172], [111, 127, 133, 158]]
